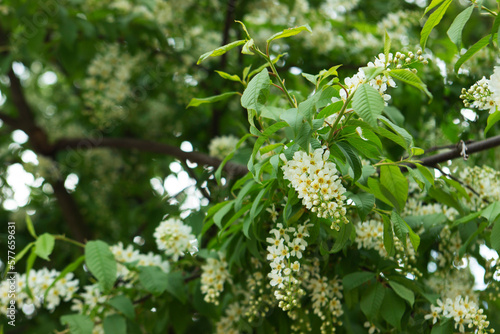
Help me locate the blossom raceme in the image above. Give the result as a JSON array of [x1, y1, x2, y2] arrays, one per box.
[[154, 217, 198, 261], [208, 135, 240, 159], [200, 253, 230, 305], [280, 148, 348, 229]]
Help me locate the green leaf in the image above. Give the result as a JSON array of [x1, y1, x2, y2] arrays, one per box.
[[391, 211, 409, 248], [215, 71, 242, 83], [388, 280, 415, 306], [383, 106, 405, 126], [485, 110, 500, 135], [165, 271, 187, 303], [197, 40, 246, 64], [360, 282, 385, 320], [352, 84, 384, 128], [241, 38, 255, 55], [447, 5, 474, 49], [491, 219, 500, 253], [60, 314, 94, 334], [187, 92, 239, 108], [451, 211, 482, 228], [25, 249, 37, 299], [382, 215, 395, 256], [44, 256, 85, 301], [387, 69, 432, 99], [241, 68, 270, 114], [481, 201, 500, 223], [342, 271, 375, 291], [454, 34, 491, 72], [349, 192, 375, 221], [380, 289, 405, 329], [337, 141, 362, 182], [378, 115, 413, 150], [213, 200, 235, 229], [420, 0, 453, 49], [384, 31, 391, 63], [34, 233, 55, 261], [380, 165, 408, 212], [266, 25, 312, 43], [138, 266, 168, 295], [107, 295, 135, 319], [103, 314, 126, 334], [26, 215, 37, 239], [330, 223, 353, 253], [85, 240, 117, 293], [423, 0, 445, 15]]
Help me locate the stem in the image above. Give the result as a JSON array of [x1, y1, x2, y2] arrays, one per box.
[[254, 48, 296, 108], [327, 93, 354, 142], [54, 235, 86, 248]]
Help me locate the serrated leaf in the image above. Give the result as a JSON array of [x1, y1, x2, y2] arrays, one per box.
[[388, 280, 414, 306], [360, 282, 385, 320], [197, 40, 246, 64], [138, 266, 168, 295], [454, 34, 491, 72], [330, 223, 353, 253], [447, 5, 474, 49], [485, 110, 500, 135], [34, 233, 55, 261], [267, 25, 312, 43], [108, 295, 135, 319], [388, 69, 432, 99], [378, 115, 413, 150], [241, 68, 270, 114], [420, 0, 453, 49], [103, 314, 126, 334], [85, 241, 117, 293], [61, 314, 93, 334], [381, 165, 408, 212], [352, 84, 384, 128], [342, 271, 375, 291], [187, 92, 239, 108]]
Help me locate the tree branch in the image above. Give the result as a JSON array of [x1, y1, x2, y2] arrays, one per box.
[[416, 135, 500, 167], [53, 137, 249, 176]]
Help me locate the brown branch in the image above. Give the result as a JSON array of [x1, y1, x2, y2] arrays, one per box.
[[53, 137, 249, 176], [416, 135, 500, 167]]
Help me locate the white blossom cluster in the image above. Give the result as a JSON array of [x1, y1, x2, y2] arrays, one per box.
[[215, 301, 246, 334], [200, 253, 230, 305], [266, 222, 311, 311], [425, 296, 493, 333], [434, 225, 463, 269], [153, 218, 198, 261], [208, 135, 240, 159], [340, 51, 428, 105], [426, 269, 477, 303], [110, 242, 170, 284], [461, 66, 500, 113], [405, 198, 459, 221], [280, 148, 348, 229], [377, 10, 419, 39], [0, 268, 79, 315], [459, 165, 500, 209], [354, 219, 387, 257], [82, 43, 144, 126]]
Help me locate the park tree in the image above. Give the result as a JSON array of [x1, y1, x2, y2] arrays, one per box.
[[1, 0, 500, 333]]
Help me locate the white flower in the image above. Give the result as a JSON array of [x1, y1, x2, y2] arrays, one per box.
[[208, 135, 240, 159], [200, 253, 229, 305], [154, 218, 198, 261]]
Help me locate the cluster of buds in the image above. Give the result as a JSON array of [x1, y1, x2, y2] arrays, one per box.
[[460, 78, 496, 113], [393, 49, 428, 68]]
